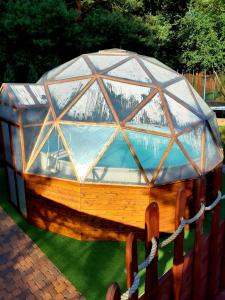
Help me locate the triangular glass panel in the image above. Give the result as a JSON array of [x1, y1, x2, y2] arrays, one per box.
[[85, 132, 146, 185], [165, 94, 201, 133], [107, 59, 151, 83], [43, 58, 76, 81], [87, 55, 128, 71], [55, 57, 92, 80], [141, 58, 179, 83], [60, 124, 116, 180], [21, 107, 49, 125], [62, 81, 115, 122], [103, 79, 152, 120], [48, 79, 90, 116], [23, 126, 42, 162], [165, 80, 199, 111], [45, 110, 54, 123], [125, 130, 171, 181], [178, 125, 204, 169], [204, 126, 222, 172], [189, 84, 212, 116], [155, 141, 198, 185], [28, 127, 76, 180], [31, 124, 52, 159], [28, 85, 48, 104], [126, 93, 170, 133], [208, 115, 223, 149], [141, 56, 174, 71]]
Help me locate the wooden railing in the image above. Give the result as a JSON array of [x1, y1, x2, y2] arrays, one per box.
[[106, 166, 225, 300]]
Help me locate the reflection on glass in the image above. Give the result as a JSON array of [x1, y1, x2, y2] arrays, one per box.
[[55, 57, 92, 80], [29, 85, 48, 104], [62, 81, 115, 122], [60, 124, 116, 180], [190, 85, 212, 116], [155, 142, 198, 184], [2, 122, 13, 164], [6, 167, 18, 206], [11, 126, 23, 172], [165, 94, 201, 132], [204, 126, 222, 172], [49, 79, 90, 115], [88, 55, 128, 71], [166, 80, 199, 111], [22, 107, 48, 125], [126, 93, 170, 133], [23, 126, 42, 162], [11, 85, 35, 105], [141, 58, 178, 83], [86, 132, 145, 185], [103, 79, 151, 120], [125, 130, 171, 180], [0, 105, 18, 124], [208, 115, 223, 149], [29, 127, 76, 179], [16, 173, 27, 218], [107, 59, 151, 83], [178, 125, 203, 169]]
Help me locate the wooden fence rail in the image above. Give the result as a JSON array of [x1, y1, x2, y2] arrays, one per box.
[[106, 166, 225, 300]]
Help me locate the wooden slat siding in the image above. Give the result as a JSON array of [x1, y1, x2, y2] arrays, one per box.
[[157, 271, 173, 300], [106, 282, 121, 300], [207, 166, 223, 300], [145, 202, 159, 299], [172, 188, 187, 300], [220, 221, 225, 290], [200, 236, 210, 300], [126, 233, 138, 300], [192, 177, 206, 300], [180, 252, 194, 300]]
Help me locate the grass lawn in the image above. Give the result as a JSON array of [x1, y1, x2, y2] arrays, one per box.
[[0, 167, 225, 300]]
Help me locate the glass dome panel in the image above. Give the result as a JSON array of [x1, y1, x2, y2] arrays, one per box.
[[165, 94, 201, 132], [2, 122, 13, 164], [125, 130, 171, 181], [126, 93, 170, 133], [141, 58, 179, 83], [208, 115, 223, 148], [87, 55, 128, 71], [155, 141, 198, 184], [189, 84, 212, 116], [86, 132, 146, 185], [60, 124, 116, 180], [103, 79, 152, 120], [107, 58, 152, 84], [55, 57, 92, 80], [6, 166, 17, 206], [165, 80, 200, 112], [48, 79, 90, 116], [204, 126, 222, 172], [178, 124, 203, 169], [11, 126, 23, 172], [23, 126, 42, 162], [62, 81, 115, 123], [21, 107, 49, 125], [29, 127, 76, 179]]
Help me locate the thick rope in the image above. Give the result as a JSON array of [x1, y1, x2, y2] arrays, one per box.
[[120, 237, 157, 300], [119, 190, 224, 299]]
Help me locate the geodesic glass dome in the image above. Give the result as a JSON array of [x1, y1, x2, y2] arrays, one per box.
[[0, 49, 223, 186]]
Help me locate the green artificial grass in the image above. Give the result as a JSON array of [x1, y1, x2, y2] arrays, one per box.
[[0, 168, 225, 299]]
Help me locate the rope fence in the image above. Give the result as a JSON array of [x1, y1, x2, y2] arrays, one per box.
[[120, 190, 225, 300]]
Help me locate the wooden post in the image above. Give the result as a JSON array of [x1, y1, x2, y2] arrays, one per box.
[[192, 177, 206, 300], [126, 233, 138, 300], [145, 202, 159, 299], [220, 221, 225, 290], [106, 282, 121, 300], [207, 166, 223, 299], [172, 187, 187, 300]]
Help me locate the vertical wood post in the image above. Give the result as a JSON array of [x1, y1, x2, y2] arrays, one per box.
[[126, 233, 138, 300], [220, 221, 225, 290], [207, 166, 223, 299], [145, 202, 159, 299], [192, 177, 206, 300], [172, 187, 187, 300], [106, 282, 121, 300]]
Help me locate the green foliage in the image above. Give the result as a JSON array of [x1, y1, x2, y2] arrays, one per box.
[[178, 0, 225, 71], [0, 0, 224, 83]]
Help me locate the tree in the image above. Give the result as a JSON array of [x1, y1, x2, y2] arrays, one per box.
[[177, 0, 225, 71]]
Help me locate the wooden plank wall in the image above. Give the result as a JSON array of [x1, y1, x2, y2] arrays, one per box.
[[25, 173, 195, 240]]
